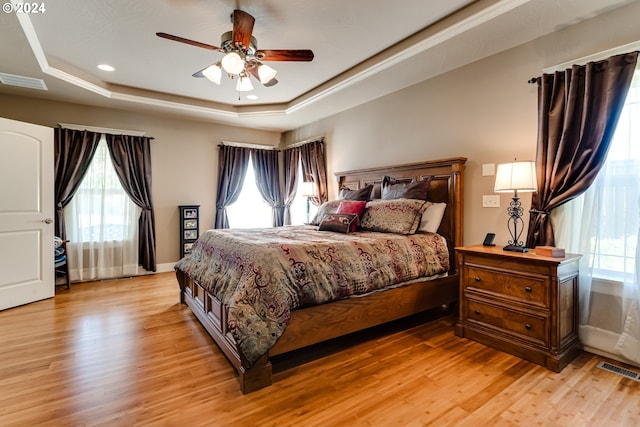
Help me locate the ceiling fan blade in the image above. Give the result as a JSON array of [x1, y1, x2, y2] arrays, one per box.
[[232, 10, 255, 50], [156, 32, 220, 51], [256, 49, 314, 62], [263, 77, 278, 87], [192, 67, 207, 78]]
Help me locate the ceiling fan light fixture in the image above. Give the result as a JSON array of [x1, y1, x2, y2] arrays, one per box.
[[236, 75, 254, 92], [202, 63, 222, 84], [257, 63, 277, 84], [221, 52, 244, 75], [156, 9, 314, 98]]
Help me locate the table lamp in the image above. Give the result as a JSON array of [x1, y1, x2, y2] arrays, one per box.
[[494, 160, 538, 252]]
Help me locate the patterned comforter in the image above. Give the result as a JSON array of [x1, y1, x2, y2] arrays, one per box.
[[175, 225, 449, 365]]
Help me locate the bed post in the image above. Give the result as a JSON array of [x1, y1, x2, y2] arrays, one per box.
[[239, 354, 273, 394], [176, 268, 188, 304]]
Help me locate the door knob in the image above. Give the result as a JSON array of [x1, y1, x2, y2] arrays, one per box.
[[43, 218, 53, 224]]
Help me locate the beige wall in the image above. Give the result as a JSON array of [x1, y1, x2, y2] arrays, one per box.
[[0, 95, 280, 267], [1, 1, 639, 267], [283, 1, 640, 247]]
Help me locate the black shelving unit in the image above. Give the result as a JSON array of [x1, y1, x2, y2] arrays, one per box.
[[179, 205, 199, 258]]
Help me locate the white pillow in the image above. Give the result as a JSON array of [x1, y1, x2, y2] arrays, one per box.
[[418, 202, 447, 233]]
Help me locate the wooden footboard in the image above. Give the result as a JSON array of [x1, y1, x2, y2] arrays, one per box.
[[176, 268, 458, 393]]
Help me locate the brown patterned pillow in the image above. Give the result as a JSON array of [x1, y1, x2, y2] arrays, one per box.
[[318, 213, 358, 233], [381, 176, 432, 200], [339, 184, 373, 201], [360, 199, 428, 234]]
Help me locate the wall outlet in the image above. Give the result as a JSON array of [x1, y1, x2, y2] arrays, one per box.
[[483, 195, 500, 208]]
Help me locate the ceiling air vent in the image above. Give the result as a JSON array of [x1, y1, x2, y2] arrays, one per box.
[[0, 72, 47, 90]]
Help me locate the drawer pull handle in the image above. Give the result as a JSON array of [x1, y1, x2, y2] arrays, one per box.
[[475, 309, 481, 315], [475, 276, 481, 282], [525, 286, 532, 293], [525, 323, 532, 330]]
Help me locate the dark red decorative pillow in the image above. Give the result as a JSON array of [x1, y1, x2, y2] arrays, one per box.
[[336, 200, 366, 231], [318, 213, 358, 234], [336, 200, 366, 216]]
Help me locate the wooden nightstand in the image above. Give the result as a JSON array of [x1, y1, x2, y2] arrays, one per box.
[[455, 245, 581, 372]]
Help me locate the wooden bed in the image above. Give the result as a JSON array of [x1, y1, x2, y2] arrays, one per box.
[[175, 156, 466, 393]]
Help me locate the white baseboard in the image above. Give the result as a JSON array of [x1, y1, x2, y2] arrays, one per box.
[[156, 262, 177, 273]]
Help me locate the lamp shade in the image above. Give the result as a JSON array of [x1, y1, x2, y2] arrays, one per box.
[[494, 161, 538, 193], [300, 181, 316, 197], [221, 52, 244, 75], [202, 63, 222, 84], [258, 63, 277, 84], [235, 75, 254, 92]]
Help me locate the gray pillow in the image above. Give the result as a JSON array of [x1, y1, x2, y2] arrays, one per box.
[[339, 184, 373, 201], [381, 176, 432, 200]]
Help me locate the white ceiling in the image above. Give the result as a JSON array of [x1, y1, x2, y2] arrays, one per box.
[[0, 0, 637, 131]]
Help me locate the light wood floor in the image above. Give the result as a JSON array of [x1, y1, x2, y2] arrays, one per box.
[[1, 273, 639, 426]]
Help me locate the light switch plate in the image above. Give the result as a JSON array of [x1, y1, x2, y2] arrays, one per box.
[[483, 195, 500, 208]]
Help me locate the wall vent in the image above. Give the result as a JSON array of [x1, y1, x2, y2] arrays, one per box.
[[597, 361, 640, 382], [0, 72, 47, 90]]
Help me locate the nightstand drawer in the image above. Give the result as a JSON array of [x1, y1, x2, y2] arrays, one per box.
[[464, 266, 548, 307], [467, 299, 548, 346]]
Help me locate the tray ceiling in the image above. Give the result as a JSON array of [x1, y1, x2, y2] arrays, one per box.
[[0, 0, 637, 130]]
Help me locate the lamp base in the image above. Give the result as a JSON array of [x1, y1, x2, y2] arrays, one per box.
[[503, 244, 529, 253]]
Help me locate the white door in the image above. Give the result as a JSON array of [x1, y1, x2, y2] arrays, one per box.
[[0, 117, 54, 311]]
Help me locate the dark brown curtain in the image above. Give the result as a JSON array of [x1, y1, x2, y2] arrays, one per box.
[[299, 139, 328, 206], [54, 128, 101, 239], [215, 145, 251, 229], [251, 148, 284, 226], [526, 51, 638, 247], [282, 147, 301, 225], [105, 134, 157, 272]]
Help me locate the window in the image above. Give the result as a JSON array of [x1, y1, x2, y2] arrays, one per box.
[[556, 69, 640, 283], [64, 135, 140, 280], [589, 70, 640, 281], [226, 155, 272, 228]]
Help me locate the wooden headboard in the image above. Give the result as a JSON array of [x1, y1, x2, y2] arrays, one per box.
[[335, 157, 466, 269]]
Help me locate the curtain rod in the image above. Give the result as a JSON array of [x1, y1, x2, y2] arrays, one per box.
[[543, 42, 640, 74], [58, 123, 150, 137], [528, 41, 640, 83], [286, 136, 324, 149], [219, 140, 277, 150]]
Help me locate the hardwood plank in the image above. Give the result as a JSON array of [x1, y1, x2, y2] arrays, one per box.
[[0, 272, 639, 426]]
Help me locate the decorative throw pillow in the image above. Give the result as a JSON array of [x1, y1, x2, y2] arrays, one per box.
[[417, 202, 447, 233], [309, 200, 342, 225], [309, 200, 343, 225], [360, 199, 428, 234], [318, 213, 358, 234], [336, 200, 367, 231], [339, 184, 373, 201], [381, 176, 432, 200], [381, 175, 410, 196]]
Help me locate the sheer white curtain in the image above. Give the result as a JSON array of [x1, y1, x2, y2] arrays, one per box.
[[226, 155, 273, 229], [552, 68, 640, 366], [65, 135, 141, 281]]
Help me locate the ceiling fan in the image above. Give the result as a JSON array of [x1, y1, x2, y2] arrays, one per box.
[[156, 9, 314, 93]]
